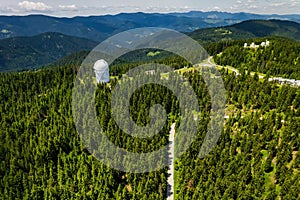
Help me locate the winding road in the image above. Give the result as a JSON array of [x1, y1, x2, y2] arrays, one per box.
[[206, 56, 300, 86], [167, 123, 176, 200]]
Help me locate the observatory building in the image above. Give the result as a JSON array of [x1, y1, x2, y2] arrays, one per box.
[[93, 59, 110, 83]]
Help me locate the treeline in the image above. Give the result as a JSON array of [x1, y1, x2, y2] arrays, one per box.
[[51, 49, 192, 78]]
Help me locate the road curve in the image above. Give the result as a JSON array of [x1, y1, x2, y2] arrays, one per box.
[[167, 123, 176, 200], [207, 56, 240, 76]]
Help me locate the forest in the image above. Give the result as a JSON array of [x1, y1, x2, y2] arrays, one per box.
[[0, 37, 299, 200]]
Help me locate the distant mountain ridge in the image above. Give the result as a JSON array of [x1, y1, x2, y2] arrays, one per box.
[[189, 19, 300, 43], [0, 32, 97, 72], [230, 20, 300, 39], [0, 11, 300, 41], [1, 19, 300, 72], [170, 11, 300, 21]]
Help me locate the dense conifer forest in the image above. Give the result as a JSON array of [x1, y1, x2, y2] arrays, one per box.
[[0, 37, 299, 200]]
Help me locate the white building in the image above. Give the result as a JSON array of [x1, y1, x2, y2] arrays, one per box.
[[145, 70, 156, 75], [261, 40, 270, 47], [93, 59, 110, 83], [250, 42, 259, 48], [245, 40, 270, 48]]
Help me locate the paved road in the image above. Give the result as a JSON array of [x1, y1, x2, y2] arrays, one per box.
[[167, 123, 176, 200], [207, 56, 300, 86], [207, 56, 214, 66], [207, 56, 241, 76]]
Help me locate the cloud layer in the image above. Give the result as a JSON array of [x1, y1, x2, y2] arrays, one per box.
[[0, 0, 298, 16], [58, 4, 78, 11], [18, 1, 51, 11]]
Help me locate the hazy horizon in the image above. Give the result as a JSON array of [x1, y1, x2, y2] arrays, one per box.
[[0, 10, 300, 18], [0, 0, 299, 17]]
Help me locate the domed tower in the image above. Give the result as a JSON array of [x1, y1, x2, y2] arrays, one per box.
[[93, 59, 110, 83]]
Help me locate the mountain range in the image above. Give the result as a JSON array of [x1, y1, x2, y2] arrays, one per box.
[[0, 32, 97, 71], [1, 11, 300, 72], [189, 19, 300, 43], [1, 11, 300, 41]]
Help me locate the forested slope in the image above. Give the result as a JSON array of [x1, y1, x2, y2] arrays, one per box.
[[189, 20, 300, 44], [0, 32, 97, 72], [0, 54, 202, 199], [0, 65, 167, 199], [0, 41, 299, 199], [213, 37, 300, 79], [175, 70, 300, 199]]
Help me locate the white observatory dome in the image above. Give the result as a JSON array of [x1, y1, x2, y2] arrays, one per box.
[[93, 59, 110, 83], [93, 59, 109, 71]]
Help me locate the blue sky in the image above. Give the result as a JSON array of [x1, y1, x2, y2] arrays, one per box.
[[0, 0, 299, 16]]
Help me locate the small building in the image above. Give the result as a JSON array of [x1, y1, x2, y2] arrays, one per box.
[[261, 40, 270, 47], [250, 42, 258, 48], [145, 70, 156, 75]]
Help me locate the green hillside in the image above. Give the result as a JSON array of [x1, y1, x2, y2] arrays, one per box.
[[0, 53, 299, 199], [213, 37, 300, 79], [189, 19, 300, 44], [0, 32, 97, 72], [0, 18, 300, 199], [231, 20, 300, 39]]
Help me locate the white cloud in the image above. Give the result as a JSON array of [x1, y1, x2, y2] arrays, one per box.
[[18, 1, 51, 11], [1, 7, 20, 13], [58, 4, 77, 11], [290, 0, 299, 6], [249, 5, 257, 9], [270, 1, 299, 7], [213, 6, 221, 11], [265, 0, 299, 10]]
